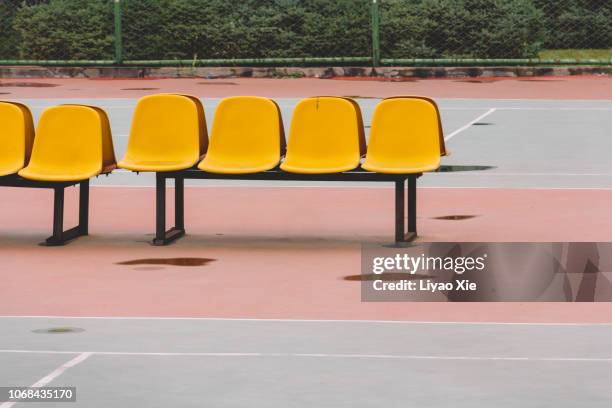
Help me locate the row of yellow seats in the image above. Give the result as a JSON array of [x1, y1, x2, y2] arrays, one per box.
[[121, 94, 446, 175], [0, 101, 116, 180], [0, 95, 446, 181]]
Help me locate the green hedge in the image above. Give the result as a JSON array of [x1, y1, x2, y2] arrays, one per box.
[[381, 0, 544, 59], [534, 0, 612, 49], [120, 0, 370, 60], [0, 0, 610, 61], [0, 0, 22, 58], [12, 0, 114, 60]]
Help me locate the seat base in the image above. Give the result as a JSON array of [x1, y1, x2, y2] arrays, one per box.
[[150, 169, 421, 245], [0, 175, 90, 246], [280, 163, 359, 175], [198, 163, 279, 175], [44, 225, 87, 247], [153, 174, 186, 246], [402, 232, 417, 242], [118, 159, 197, 173], [42, 181, 90, 246], [152, 227, 185, 246], [18, 166, 98, 183], [383, 232, 417, 248], [361, 162, 440, 174]]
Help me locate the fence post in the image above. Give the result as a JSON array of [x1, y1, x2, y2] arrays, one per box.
[[370, 0, 381, 67], [113, 0, 123, 64]]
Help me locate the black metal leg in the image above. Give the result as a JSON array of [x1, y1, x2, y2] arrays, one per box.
[[393, 177, 417, 243], [394, 179, 405, 243], [79, 180, 89, 235], [175, 177, 184, 231], [153, 173, 167, 245], [407, 176, 417, 239], [44, 183, 89, 246], [152, 173, 185, 246], [49, 187, 65, 244]]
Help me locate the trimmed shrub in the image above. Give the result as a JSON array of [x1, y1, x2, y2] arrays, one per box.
[[121, 0, 370, 60], [380, 0, 544, 59], [534, 0, 612, 49], [0, 0, 23, 58], [13, 0, 114, 60], [5, 0, 609, 61]]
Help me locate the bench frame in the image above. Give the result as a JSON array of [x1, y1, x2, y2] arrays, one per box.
[[0, 175, 90, 246], [153, 169, 422, 246]]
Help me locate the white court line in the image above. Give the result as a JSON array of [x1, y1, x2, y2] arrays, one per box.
[[0, 349, 611, 363], [1, 316, 611, 326], [0, 352, 91, 408], [444, 108, 497, 142]]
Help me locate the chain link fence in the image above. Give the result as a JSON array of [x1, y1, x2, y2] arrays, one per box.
[[121, 0, 371, 61], [0, 0, 610, 65], [379, 0, 612, 62]]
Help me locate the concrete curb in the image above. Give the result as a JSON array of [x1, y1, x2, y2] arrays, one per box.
[[0, 65, 611, 79]]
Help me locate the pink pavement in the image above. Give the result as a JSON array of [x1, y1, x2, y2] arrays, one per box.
[[1, 186, 611, 322], [1, 75, 611, 99]]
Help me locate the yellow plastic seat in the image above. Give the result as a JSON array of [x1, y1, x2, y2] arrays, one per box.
[[362, 96, 445, 174], [384, 95, 448, 157], [198, 96, 284, 174], [18, 105, 107, 181], [0, 101, 35, 177], [280, 97, 365, 174], [118, 94, 205, 172], [62, 104, 117, 174]]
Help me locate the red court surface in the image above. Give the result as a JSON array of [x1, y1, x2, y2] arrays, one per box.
[[0, 75, 611, 99], [1, 76, 611, 324], [1, 186, 612, 322]]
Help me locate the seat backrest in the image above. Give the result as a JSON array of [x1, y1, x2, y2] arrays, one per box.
[[382, 96, 447, 156], [171, 94, 208, 156], [365, 96, 443, 169], [25, 105, 103, 179], [93, 106, 117, 173], [123, 94, 202, 166], [282, 96, 364, 173], [0, 101, 35, 176], [206, 96, 284, 165], [63, 104, 116, 173]]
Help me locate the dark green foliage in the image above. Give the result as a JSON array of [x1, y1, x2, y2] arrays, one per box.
[[381, 0, 544, 58], [1, 0, 610, 61], [534, 0, 612, 49], [0, 0, 24, 58], [121, 0, 370, 59], [12, 0, 114, 60]]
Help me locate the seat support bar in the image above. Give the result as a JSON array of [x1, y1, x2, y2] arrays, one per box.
[[153, 173, 185, 246], [153, 169, 421, 246], [394, 176, 418, 243], [0, 175, 89, 246], [45, 180, 90, 246], [408, 176, 417, 237], [395, 179, 405, 242]]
